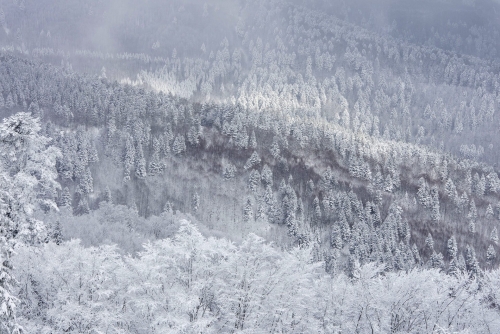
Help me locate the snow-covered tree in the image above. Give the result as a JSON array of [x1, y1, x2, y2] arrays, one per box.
[[0, 113, 61, 332], [0, 112, 61, 243], [244, 151, 261, 170], [491, 227, 499, 245]]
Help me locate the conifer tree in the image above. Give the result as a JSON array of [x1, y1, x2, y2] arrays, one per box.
[[430, 252, 444, 270], [448, 258, 459, 277], [102, 186, 112, 203], [59, 187, 72, 207], [249, 130, 257, 150], [486, 172, 500, 194], [465, 245, 479, 276], [313, 196, 322, 225], [486, 245, 496, 267], [148, 150, 163, 175], [261, 165, 273, 187], [444, 178, 457, 202], [447, 235, 457, 259], [486, 204, 494, 219], [270, 141, 280, 160], [123, 136, 135, 182], [248, 170, 260, 192], [425, 233, 434, 252], [412, 244, 421, 265], [163, 201, 173, 215], [135, 144, 147, 178], [491, 227, 499, 245], [417, 177, 431, 208], [457, 254, 467, 273], [243, 197, 253, 223], [347, 255, 361, 281], [223, 162, 236, 180], [76, 196, 90, 215], [330, 226, 343, 250], [172, 135, 187, 155], [244, 151, 261, 170], [52, 219, 62, 245], [79, 167, 94, 195], [468, 199, 477, 221], [430, 186, 440, 222], [468, 220, 476, 235]]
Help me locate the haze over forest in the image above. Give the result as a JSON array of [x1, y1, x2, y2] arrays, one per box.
[[2, 0, 500, 332]]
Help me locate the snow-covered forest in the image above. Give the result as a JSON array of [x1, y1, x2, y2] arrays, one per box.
[[1, 0, 500, 332]]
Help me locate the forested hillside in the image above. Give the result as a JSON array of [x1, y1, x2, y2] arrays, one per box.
[[1, 0, 500, 332]]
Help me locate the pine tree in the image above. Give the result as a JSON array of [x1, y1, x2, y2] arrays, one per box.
[[383, 174, 393, 193], [223, 162, 237, 180], [123, 136, 135, 182], [457, 254, 467, 273], [243, 197, 253, 223], [163, 201, 173, 215], [172, 135, 187, 155], [394, 247, 405, 271], [52, 219, 62, 245], [264, 185, 273, 205], [439, 159, 448, 182], [430, 186, 440, 222], [486, 204, 494, 219], [148, 150, 163, 175], [261, 165, 273, 187], [79, 167, 94, 195], [234, 128, 249, 150], [473, 174, 486, 196], [187, 124, 201, 147], [430, 252, 444, 270], [412, 244, 421, 265], [486, 172, 500, 194], [444, 178, 456, 201], [244, 151, 261, 170], [248, 170, 260, 192], [491, 227, 499, 244], [417, 177, 431, 208], [330, 226, 343, 250], [448, 258, 459, 277], [340, 215, 351, 243], [135, 144, 147, 178], [468, 220, 476, 235], [447, 236, 457, 259], [458, 192, 468, 214], [347, 255, 360, 281], [102, 186, 112, 203], [486, 245, 496, 267], [313, 196, 322, 225], [59, 187, 72, 207], [467, 199, 477, 221], [249, 130, 257, 150], [465, 245, 479, 276], [425, 233, 434, 252], [76, 196, 90, 215], [270, 141, 280, 159]]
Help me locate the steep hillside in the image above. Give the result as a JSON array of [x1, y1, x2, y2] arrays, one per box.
[[1, 53, 499, 273]]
